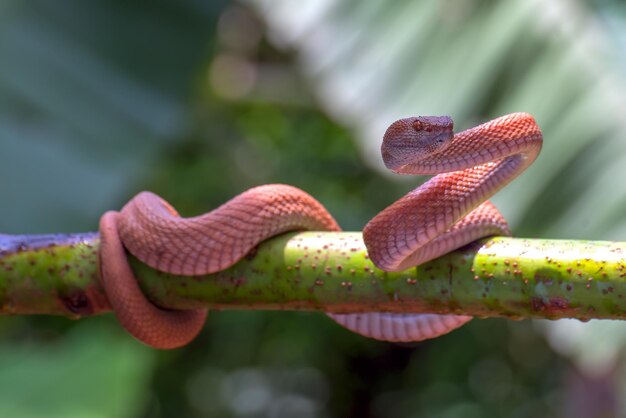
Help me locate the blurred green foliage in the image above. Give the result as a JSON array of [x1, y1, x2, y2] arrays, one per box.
[[0, 0, 625, 417], [0, 321, 154, 418]]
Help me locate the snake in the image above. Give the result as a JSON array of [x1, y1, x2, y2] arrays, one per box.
[[98, 112, 542, 349]]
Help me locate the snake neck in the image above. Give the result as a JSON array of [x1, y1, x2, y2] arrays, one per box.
[[393, 112, 542, 175]]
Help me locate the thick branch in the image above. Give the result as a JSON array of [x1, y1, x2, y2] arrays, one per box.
[[0, 232, 624, 321]]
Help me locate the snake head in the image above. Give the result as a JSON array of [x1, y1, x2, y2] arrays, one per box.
[[382, 116, 454, 172]]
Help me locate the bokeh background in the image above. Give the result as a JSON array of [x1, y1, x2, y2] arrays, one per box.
[[1, 0, 626, 417]]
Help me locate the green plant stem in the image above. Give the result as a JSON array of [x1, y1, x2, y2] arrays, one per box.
[[0, 232, 625, 321]]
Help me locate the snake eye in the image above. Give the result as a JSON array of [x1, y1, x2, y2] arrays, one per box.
[[413, 121, 433, 133]]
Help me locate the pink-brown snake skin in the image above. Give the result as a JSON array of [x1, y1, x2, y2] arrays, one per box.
[[99, 185, 341, 349], [98, 112, 542, 348]]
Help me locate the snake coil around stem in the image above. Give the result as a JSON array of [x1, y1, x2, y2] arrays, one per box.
[[98, 112, 542, 349]]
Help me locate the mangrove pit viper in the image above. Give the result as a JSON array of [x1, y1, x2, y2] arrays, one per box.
[[98, 112, 543, 348]]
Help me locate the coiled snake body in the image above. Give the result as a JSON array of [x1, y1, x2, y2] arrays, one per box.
[[99, 112, 542, 348]]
